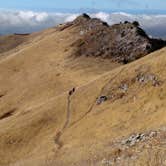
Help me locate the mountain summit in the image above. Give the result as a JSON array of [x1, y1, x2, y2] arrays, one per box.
[[59, 14, 166, 63]]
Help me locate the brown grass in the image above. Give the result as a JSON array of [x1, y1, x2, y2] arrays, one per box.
[[0, 24, 166, 166]]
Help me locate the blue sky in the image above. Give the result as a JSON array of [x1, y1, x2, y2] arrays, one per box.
[[1, 0, 166, 11], [0, 0, 166, 37]]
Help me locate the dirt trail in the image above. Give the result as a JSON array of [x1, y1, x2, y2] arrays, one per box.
[[54, 92, 73, 148], [62, 95, 71, 131], [70, 68, 124, 128], [54, 69, 124, 148]]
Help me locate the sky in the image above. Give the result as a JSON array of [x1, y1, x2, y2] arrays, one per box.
[[0, 0, 166, 38], [1, 0, 166, 11]]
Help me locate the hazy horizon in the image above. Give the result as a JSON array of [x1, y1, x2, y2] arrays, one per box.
[[0, 9, 166, 39], [0, 0, 166, 39]]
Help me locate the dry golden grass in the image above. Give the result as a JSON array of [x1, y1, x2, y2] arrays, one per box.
[[0, 24, 166, 166]]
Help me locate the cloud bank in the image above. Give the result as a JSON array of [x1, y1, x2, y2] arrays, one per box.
[[0, 10, 166, 38]]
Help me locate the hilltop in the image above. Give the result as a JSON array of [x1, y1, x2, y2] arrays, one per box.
[[58, 13, 166, 63], [0, 14, 166, 166]]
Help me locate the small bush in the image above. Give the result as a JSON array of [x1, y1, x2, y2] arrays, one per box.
[[133, 21, 140, 27], [124, 21, 129, 24]]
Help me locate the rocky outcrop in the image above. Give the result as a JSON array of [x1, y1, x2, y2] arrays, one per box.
[[69, 14, 166, 63]]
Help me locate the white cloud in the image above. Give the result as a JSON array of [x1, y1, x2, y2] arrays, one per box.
[[92, 12, 166, 38], [0, 10, 166, 39], [64, 14, 79, 22], [92, 12, 110, 22]]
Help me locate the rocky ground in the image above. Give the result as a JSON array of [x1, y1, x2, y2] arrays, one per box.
[[99, 127, 166, 166], [58, 13, 166, 63]]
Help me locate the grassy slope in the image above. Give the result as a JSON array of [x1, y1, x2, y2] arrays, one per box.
[[0, 25, 166, 166]]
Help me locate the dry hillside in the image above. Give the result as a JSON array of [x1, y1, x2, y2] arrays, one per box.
[[0, 14, 166, 166]]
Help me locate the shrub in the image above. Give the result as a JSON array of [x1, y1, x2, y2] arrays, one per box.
[[133, 21, 140, 27]]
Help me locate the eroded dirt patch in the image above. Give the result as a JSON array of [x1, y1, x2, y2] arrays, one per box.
[[0, 108, 16, 120]]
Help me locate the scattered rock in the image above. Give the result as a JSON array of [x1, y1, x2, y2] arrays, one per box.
[[119, 84, 128, 93], [96, 96, 108, 105], [99, 128, 165, 165], [149, 131, 158, 138], [136, 73, 161, 86], [80, 31, 85, 35], [121, 131, 158, 147]]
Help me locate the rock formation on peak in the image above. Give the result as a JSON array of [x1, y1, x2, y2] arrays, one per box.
[[68, 14, 166, 63], [73, 13, 108, 26], [74, 13, 91, 22]]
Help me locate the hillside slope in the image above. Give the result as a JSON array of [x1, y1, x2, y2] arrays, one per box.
[[0, 15, 166, 166]]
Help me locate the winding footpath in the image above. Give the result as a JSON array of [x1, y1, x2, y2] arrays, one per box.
[[54, 91, 73, 148]]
